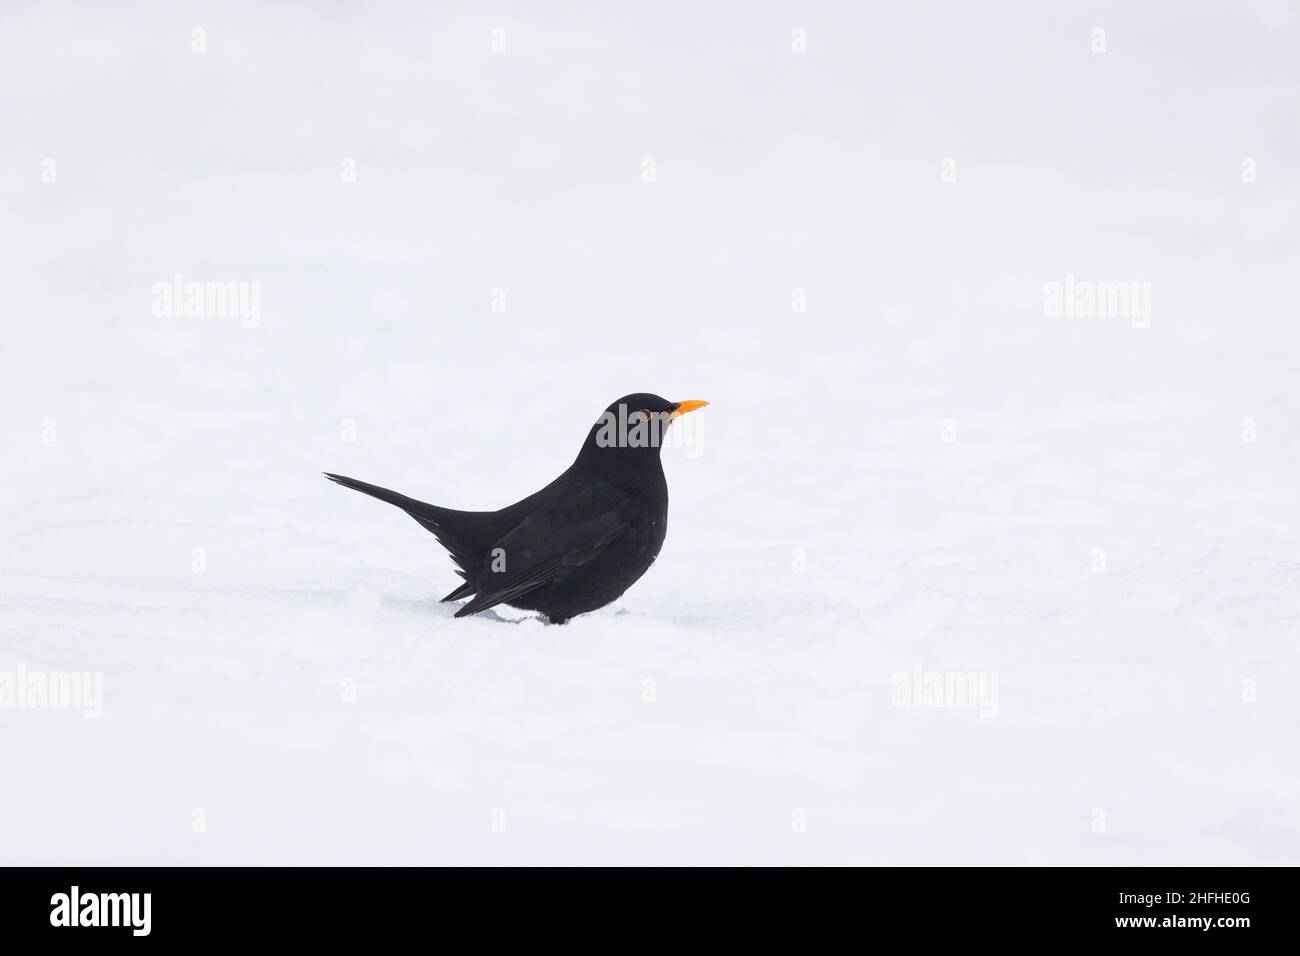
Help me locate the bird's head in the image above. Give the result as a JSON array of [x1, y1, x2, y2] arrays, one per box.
[[576, 393, 709, 470]]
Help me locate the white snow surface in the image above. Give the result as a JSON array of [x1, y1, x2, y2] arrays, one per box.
[[2, 2, 1298, 864]]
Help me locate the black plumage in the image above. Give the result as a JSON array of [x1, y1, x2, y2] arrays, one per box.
[[325, 393, 707, 624]]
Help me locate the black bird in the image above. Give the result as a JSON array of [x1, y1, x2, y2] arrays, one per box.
[[325, 394, 708, 624]]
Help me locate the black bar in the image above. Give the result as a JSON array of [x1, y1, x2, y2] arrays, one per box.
[[0, 866, 1284, 943]]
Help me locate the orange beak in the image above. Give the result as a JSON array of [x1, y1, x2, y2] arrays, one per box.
[[670, 399, 709, 419]]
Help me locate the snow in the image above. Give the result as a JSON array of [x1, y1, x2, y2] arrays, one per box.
[[1, 2, 1297, 864]]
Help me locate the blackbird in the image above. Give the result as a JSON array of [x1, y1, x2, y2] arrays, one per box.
[[325, 394, 708, 624]]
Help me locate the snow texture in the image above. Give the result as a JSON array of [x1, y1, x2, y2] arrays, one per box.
[[1, 2, 1297, 864]]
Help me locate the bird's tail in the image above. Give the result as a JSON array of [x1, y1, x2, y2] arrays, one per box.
[[324, 472, 488, 593], [324, 472, 421, 512]]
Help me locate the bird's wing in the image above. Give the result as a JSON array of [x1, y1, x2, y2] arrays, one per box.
[[453, 506, 630, 618]]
